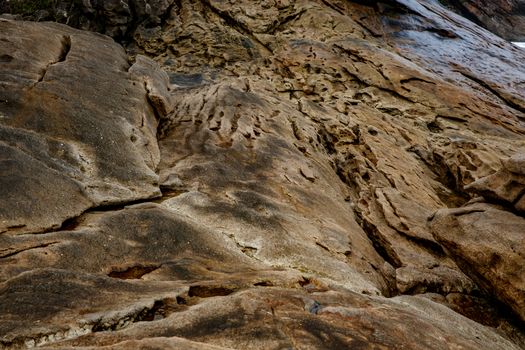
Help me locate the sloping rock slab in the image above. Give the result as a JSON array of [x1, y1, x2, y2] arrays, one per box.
[[0, 19, 165, 234], [0, 269, 185, 348], [0, 204, 257, 283], [37, 288, 520, 350], [441, 0, 525, 41], [430, 203, 525, 321], [466, 153, 525, 212]]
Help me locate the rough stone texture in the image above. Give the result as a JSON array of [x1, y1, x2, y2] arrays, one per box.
[[1, 0, 525, 349], [32, 289, 523, 350], [440, 0, 525, 41], [0, 0, 176, 40], [466, 154, 525, 212], [0, 19, 165, 234], [430, 202, 525, 322]]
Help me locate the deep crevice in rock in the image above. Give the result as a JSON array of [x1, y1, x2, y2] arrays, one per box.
[[57, 35, 71, 63], [33, 34, 71, 85], [200, 0, 273, 55], [0, 241, 59, 259], [91, 298, 181, 332], [354, 210, 403, 269], [188, 285, 237, 298], [108, 264, 161, 279], [30, 193, 167, 236]]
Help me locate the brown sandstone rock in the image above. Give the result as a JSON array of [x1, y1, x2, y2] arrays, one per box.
[[441, 0, 525, 41], [430, 203, 525, 321], [0, 19, 164, 234], [466, 153, 525, 212], [1, 0, 525, 349]]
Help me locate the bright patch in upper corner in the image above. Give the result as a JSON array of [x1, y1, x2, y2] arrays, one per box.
[[512, 42, 525, 48]]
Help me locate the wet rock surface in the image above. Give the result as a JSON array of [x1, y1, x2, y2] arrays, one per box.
[[1, 0, 525, 349], [440, 0, 525, 41]]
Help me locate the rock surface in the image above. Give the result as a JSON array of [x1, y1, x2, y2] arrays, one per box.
[[430, 202, 525, 322], [440, 0, 525, 41], [0, 0, 176, 40], [0, 19, 165, 235], [1, 0, 525, 349], [466, 154, 525, 212]]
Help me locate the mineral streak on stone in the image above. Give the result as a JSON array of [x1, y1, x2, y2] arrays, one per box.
[[1, 0, 525, 349]]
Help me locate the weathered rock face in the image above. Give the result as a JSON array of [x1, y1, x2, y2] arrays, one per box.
[[441, 0, 525, 41], [0, 19, 166, 234], [430, 153, 525, 325], [430, 203, 525, 322], [0, 0, 176, 40], [466, 154, 525, 212], [1, 0, 525, 349]]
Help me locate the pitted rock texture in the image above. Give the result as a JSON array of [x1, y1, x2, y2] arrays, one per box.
[[1, 0, 525, 349]]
